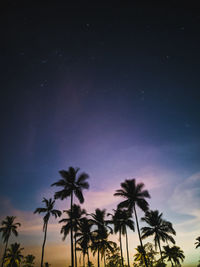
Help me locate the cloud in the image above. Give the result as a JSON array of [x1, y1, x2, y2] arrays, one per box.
[[169, 172, 200, 220], [0, 196, 61, 236]]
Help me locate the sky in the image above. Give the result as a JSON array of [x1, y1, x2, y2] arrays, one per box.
[[0, 2, 200, 266]]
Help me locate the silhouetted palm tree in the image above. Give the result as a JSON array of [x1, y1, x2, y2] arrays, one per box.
[[91, 230, 114, 267], [89, 209, 112, 267], [162, 245, 185, 266], [59, 204, 86, 267], [4, 243, 24, 267], [51, 166, 89, 267], [75, 217, 93, 266], [114, 179, 150, 267], [108, 209, 134, 267], [195, 236, 200, 249], [0, 216, 21, 267], [141, 210, 176, 262], [23, 254, 35, 267], [34, 198, 61, 267]]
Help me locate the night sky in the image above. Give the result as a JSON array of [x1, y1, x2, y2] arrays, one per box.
[[1, 2, 200, 266]]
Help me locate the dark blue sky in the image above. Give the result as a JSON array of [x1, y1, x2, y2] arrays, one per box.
[[1, 3, 200, 209]]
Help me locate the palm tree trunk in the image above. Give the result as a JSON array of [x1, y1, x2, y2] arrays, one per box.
[[71, 192, 74, 267], [97, 248, 100, 267], [133, 205, 148, 267], [83, 254, 85, 267], [1, 238, 9, 267], [74, 236, 77, 267], [157, 237, 163, 263], [119, 230, 124, 267], [125, 227, 130, 267], [87, 248, 90, 266], [41, 222, 48, 267], [104, 254, 106, 267]]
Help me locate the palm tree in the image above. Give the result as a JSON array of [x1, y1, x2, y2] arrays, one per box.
[[51, 166, 89, 267], [105, 242, 121, 267], [0, 216, 21, 267], [4, 243, 24, 267], [23, 254, 35, 267], [133, 243, 156, 267], [34, 198, 62, 267], [75, 217, 93, 266], [59, 204, 86, 267], [141, 210, 176, 262], [89, 209, 112, 267], [195, 236, 200, 249], [90, 230, 114, 267], [162, 245, 185, 266], [114, 179, 150, 267], [108, 209, 134, 267]]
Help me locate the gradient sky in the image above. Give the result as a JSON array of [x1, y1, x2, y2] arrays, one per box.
[[1, 2, 200, 266]]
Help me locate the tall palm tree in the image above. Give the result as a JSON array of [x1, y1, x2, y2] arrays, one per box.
[[108, 209, 134, 267], [0, 216, 21, 267], [4, 243, 24, 267], [23, 254, 35, 267], [34, 198, 61, 267], [59, 204, 86, 267], [114, 179, 150, 267], [51, 166, 89, 267], [75, 217, 93, 266], [195, 236, 200, 249], [162, 245, 185, 266], [141, 210, 176, 262]]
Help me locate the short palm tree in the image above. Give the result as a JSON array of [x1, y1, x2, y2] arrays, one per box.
[[4, 243, 24, 267], [162, 245, 185, 266], [105, 242, 121, 267], [0, 216, 21, 267], [51, 166, 89, 267], [141, 210, 176, 262], [133, 243, 156, 267], [114, 179, 150, 267], [23, 254, 35, 267], [59, 204, 86, 267], [34, 198, 62, 267], [108, 209, 134, 267], [195, 236, 200, 249]]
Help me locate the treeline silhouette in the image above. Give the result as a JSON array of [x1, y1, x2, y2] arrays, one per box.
[[0, 166, 199, 267]]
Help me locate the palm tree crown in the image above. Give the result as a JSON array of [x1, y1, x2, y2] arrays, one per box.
[[51, 167, 89, 203], [195, 236, 200, 249], [162, 245, 185, 266], [141, 210, 176, 262], [34, 198, 62, 228], [23, 254, 35, 267], [114, 179, 150, 212], [59, 204, 86, 240], [4, 243, 24, 267], [0, 216, 21, 243]]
